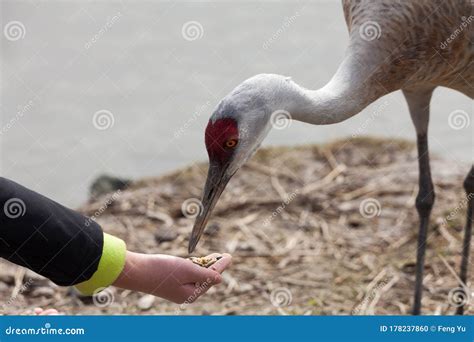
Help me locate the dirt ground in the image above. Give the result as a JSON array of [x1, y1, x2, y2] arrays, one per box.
[[1, 137, 472, 315]]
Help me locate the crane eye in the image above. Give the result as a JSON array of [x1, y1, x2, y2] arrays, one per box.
[[225, 139, 238, 148]]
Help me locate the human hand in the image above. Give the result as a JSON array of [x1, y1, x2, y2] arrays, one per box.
[[31, 308, 59, 315], [113, 252, 232, 304]]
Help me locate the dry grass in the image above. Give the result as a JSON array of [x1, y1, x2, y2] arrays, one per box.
[[0, 137, 471, 315]]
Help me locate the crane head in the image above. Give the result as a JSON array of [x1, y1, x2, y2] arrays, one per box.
[[188, 74, 286, 252]]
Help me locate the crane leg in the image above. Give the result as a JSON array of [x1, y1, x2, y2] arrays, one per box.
[[456, 166, 474, 315], [403, 88, 435, 315], [412, 133, 435, 315]]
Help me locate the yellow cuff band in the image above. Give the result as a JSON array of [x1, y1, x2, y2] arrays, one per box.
[[75, 233, 126, 296]]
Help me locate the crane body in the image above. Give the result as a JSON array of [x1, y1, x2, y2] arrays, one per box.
[[189, 0, 473, 315]]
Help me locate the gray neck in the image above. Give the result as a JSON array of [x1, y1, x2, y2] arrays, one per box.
[[270, 55, 384, 125]]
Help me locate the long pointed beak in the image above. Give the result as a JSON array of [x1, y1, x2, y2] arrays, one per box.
[[188, 163, 230, 253]]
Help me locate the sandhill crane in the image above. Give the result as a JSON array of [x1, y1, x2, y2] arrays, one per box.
[[188, 0, 473, 315]]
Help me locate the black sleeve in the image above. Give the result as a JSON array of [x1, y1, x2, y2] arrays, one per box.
[[0, 177, 103, 286]]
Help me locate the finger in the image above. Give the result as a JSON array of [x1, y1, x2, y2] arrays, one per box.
[[185, 263, 222, 285], [34, 308, 43, 315], [203, 253, 223, 259], [181, 283, 212, 303], [209, 253, 232, 273], [39, 309, 59, 316]]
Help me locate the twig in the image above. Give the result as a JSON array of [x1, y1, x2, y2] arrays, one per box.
[[11, 268, 26, 299]]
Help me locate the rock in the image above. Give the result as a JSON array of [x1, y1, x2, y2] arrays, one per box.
[[90, 174, 131, 199], [0, 274, 14, 285], [137, 294, 155, 311], [24, 271, 46, 282], [347, 219, 362, 229], [338, 202, 354, 212], [154, 229, 178, 243], [204, 223, 220, 236], [237, 242, 254, 252], [0, 282, 9, 292], [31, 287, 55, 298], [238, 284, 254, 293]]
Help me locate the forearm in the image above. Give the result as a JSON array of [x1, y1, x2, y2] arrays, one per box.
[[0, 177, 230, 304], [112, 251, 150, 293], [74, 233, 126, 295], [0, 177, 124, 289], [112, 252, 185, 297]]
